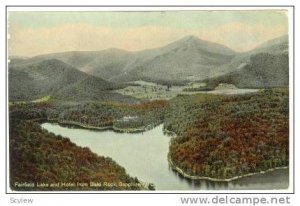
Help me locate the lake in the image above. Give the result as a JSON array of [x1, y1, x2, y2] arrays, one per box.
[[41, 123, 289, 191]]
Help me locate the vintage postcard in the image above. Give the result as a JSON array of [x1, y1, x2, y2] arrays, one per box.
[[7, 7, 293, 192]]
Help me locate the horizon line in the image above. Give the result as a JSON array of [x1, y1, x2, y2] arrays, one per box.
[[9, 33, 288, 58]]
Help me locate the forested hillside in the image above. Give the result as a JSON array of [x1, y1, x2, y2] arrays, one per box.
[[8, 33, 290, 187], [9, 103, 150, 191], [45, 100, 168, 132], [9, 59, 122, 101], [9, 86, 289, 185], [165, 88, 289, 179], [204, 53, 289, 89]]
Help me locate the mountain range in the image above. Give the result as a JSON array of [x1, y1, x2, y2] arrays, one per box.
[[9, 35, 289, 101]]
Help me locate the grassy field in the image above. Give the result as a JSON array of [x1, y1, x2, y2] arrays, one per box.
[[9, 95, 53, 105], [114, 81, 182, 100], [115, 80, 259, 100]]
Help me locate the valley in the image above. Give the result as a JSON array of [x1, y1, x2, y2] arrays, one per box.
[[8, 34, 290, 191], [115, 80, 259, 100]]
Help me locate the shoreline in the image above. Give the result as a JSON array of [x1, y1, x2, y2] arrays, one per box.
[[44, 120, 289, 183], [162, 128, 177, 137], [168, 155, 288, 182], [46, 119, 154, 133], [164, 127, 289, 182]]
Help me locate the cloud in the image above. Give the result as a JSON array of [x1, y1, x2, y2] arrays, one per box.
[[9, 21, 288, 57]]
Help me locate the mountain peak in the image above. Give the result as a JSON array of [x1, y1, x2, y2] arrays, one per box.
[[169, 35, 236, 56], [179, 35, 202, 44], [183, 35, 200, 41]]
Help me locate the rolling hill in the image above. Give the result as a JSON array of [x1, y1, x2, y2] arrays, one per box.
[[9, 35, 289, 87], [9, 59, 123, 101], [201, 35, 289, 89], [214, 35, 289, 78], [252, 35, 288, 55], [10, 36, 237, 84], [204, 52, 289, 89]]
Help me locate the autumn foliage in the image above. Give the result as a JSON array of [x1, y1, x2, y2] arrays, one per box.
[[9, 108, 145, 191], [165, 88, 289, 179]]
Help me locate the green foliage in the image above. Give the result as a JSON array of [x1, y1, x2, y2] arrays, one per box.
[[50, 100, 168, 132]]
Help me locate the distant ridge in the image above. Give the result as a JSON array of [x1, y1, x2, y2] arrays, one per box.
[[10, 35, 288, 86]]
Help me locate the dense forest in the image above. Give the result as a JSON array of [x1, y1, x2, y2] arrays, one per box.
[[9, 103, 153, 191], [9, 86, 289, 186], [9, 87, 289, 185], [8, 34, 290, 190], [46, 100, 168, 132], [165, 88, 289, 179]]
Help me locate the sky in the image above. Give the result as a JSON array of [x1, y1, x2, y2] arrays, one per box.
[[8, 10, 288, 57]]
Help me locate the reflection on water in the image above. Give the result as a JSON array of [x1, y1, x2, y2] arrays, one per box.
[[41, 123, 289, 190]]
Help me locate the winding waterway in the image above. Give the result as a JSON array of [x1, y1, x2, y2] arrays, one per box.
[[41, 123, 289, 190]]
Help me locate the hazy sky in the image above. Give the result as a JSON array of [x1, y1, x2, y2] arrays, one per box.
[[8, 10, 288, 57]]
